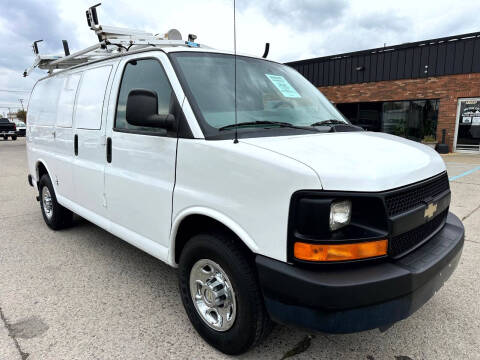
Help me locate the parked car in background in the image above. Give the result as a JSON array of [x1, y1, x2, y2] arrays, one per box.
[[14, 120, 26, 136], [0, 118, 17, 140]]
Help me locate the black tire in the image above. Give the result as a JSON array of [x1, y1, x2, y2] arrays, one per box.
[[178, 232, 272, 355], [2, 136, 6, 140], [12, 135, 17, 140], [38, 174, 73, 230]]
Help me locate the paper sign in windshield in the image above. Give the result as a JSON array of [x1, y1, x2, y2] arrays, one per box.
[[265, 74, 301, 98]]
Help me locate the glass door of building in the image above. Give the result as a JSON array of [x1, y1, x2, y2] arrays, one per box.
[[455, 98, 480, 153]]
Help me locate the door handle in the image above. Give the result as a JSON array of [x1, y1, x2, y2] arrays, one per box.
[[106, 137, 112, 163], [74, 134, 78, 156]]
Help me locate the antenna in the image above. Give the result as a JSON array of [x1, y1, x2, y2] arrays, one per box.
[[233, 0, 239, 144]]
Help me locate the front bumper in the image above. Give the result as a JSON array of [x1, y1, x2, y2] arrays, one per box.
[[256, 212, 464, 333]]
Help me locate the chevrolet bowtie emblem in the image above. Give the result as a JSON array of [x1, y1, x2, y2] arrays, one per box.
[[424, 203, 438, 219]]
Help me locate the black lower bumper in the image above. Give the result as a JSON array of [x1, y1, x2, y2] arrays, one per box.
[[256, 212, 464, 333]]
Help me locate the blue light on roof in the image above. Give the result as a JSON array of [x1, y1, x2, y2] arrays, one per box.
[[186, 41, 200, 48]]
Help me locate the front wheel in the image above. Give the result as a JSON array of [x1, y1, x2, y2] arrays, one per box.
[[12, 135, 17, 140], [178, 232, 272, 355], [38, 174, 73, 230]]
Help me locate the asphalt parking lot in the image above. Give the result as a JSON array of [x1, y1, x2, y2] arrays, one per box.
[[1, 138, 479, 360]]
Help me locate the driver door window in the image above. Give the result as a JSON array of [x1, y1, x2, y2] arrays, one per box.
[[115, 59, 173, 135]]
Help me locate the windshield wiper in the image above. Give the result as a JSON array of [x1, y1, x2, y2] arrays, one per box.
[[310, 119, 346, 126], [219, 120, 318, 132]]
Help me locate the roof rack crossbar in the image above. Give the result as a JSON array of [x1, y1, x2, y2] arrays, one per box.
[[48, 42, 105, 67]]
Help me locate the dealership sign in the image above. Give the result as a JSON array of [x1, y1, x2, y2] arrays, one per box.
[[460, 99, 480, 125]]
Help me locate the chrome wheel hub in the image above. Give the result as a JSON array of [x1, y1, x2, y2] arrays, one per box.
[[189, 259, 236, 331], [42, 186, 53, 220]]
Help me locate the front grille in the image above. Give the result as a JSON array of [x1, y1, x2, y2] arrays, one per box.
[[385, 173, 450, 217], [389, 210, 448, 258]]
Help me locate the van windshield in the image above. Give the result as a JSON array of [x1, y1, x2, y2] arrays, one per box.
[[170, 52, 347, 138]]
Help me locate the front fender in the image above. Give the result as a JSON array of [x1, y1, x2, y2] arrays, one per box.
[[169, 206, 259, 265]]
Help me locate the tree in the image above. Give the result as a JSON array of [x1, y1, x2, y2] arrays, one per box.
[[16, 110, 26, 123]]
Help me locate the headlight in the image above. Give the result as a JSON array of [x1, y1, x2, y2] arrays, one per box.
[[289, 192, 388, 263], [329, 200, 351, 231]]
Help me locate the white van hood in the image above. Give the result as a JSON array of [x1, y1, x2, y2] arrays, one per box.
[[241, 132, 446, 192]]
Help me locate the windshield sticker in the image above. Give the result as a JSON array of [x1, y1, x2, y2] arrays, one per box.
[[265, 74, 301, 98]]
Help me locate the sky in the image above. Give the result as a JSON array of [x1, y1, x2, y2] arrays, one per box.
[[1, 0, 479, 116]]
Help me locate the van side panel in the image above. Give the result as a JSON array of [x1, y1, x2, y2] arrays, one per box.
[[53, 73, 81, 199], [72, 65, 113, 218], [57, 74, 81, 128], [27, 76, 63, 186], [75, 66, 111, 130]]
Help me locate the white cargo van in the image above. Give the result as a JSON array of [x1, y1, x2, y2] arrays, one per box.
[[26, 13, 464, 354]]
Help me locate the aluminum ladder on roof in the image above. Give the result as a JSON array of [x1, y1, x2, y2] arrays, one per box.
[[23, 3, 204, 77]]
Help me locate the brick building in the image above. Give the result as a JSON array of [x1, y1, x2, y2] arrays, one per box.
[[287, 32, 480, 153]]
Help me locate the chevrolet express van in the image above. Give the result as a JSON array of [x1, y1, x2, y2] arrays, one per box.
[[26, 45, 464, 354]]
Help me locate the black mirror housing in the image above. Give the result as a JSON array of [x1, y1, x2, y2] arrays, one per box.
[[126, 89, 175, 130]]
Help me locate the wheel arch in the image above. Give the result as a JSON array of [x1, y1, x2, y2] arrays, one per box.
[[170, 208, 259, 265], [35, 159, 51, 185]]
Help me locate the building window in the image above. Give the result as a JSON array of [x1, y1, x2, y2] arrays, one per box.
[[337, 100, 439, 142]]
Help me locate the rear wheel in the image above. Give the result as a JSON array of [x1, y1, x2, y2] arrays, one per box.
[[178, 232, 272, 355], [12, 135, 17, 140], [38, 174, 73, 230], [2, 136, 6, 140]]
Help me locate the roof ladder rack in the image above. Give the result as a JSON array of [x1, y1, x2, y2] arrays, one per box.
[[24, 3, 205, 76]]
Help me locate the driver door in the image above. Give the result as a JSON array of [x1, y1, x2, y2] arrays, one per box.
[[105, 55, 178, 249]]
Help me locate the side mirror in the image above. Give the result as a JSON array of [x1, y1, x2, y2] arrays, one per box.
[[126, 89, 175, 130]]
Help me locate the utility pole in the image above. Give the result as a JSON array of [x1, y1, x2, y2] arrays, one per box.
[[19, 99, 24, 111]]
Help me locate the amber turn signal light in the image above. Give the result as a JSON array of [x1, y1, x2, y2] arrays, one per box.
[[294, 239, 388, 262]]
